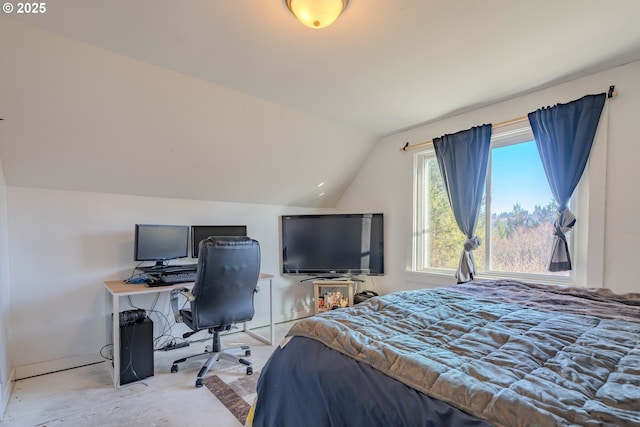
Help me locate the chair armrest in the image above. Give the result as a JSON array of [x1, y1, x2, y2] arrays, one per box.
[[170, 287, 195, 323]]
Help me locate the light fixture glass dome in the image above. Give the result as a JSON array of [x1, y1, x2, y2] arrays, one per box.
[[286, 0, 349, 29]]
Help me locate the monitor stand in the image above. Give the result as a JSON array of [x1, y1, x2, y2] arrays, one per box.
[[137, 262, 197, 273], [137, 262, 169, 273]]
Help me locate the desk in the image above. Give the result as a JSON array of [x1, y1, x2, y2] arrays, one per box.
[[104, 273, 273, 388]]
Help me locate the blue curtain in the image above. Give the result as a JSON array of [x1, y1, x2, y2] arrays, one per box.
[[528, 93, 606, 272], [433, 124, 492, 283]]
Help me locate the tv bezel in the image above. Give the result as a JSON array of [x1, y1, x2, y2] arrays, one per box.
[[134, 224, 190, 266], [280, 213, 384, 277]]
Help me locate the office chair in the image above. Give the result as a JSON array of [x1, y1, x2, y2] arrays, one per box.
[[169, 236, 261, 388]]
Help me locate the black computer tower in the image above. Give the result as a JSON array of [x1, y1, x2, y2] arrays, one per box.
[[120, 316, 154, 385]]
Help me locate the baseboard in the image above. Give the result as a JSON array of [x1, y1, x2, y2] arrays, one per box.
[[14, 353, 104, 380], [279, 309, 313, 323], [13, 311, 310, 382], [0, 368, 15, 421], [243, 309, 311, 331]]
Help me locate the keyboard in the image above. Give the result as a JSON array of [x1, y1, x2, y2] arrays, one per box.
[[157, 271, 197, 285]]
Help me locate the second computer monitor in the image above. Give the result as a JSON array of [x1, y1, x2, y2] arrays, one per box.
[[191, 225, 248, 258]]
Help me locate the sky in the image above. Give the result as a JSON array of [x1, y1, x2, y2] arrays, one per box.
[[490, 140, 554, 214]]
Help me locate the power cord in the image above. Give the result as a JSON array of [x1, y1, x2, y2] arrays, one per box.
[[99, 343, 113, 361]]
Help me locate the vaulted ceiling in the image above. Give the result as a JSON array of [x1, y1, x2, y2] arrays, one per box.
[[2, 1, 640, 207]]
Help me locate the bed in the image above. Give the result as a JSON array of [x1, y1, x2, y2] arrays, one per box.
[[250, 280, 640, 426]]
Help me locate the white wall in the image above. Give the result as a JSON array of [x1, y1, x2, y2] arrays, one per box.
[[6, 187, 325, 378], [0, 154, 12, 419], [339, 60, 640, 295]]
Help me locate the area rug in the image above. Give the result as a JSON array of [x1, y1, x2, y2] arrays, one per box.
[[203, 373, 259, 425]]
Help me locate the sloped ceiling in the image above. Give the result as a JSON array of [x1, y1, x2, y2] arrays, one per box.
[[2, 1, 640, 207]]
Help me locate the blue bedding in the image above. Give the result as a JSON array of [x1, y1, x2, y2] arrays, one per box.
[[253, 336, 492, 427], [251, 280, 640, 426]]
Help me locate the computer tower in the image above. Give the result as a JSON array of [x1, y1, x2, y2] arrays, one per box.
[[119, 316, 154, 385]]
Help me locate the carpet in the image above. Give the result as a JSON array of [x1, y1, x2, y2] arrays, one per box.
[[204, 373, 259, 425]]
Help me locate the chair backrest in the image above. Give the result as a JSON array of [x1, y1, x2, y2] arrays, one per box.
[[190, 236, 261, 330]]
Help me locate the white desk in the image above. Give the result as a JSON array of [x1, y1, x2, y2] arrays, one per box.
[[103, 273, 274, 388]]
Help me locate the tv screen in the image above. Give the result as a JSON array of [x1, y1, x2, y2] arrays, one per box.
[[134, 224, 189, 266], [191, 225, 248, 258], [281, 213, 384, 276]]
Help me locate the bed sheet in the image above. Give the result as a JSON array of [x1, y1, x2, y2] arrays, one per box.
[[253, 335, 492, 427]]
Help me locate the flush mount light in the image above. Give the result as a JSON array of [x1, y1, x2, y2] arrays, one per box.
[[285, 0, 349, 29]]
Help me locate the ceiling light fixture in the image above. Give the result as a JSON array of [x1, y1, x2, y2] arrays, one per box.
[[285, 0, 349, 29]]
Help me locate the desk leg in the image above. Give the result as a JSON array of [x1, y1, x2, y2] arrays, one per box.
[[104, 290, 114, 385], [269, 278, 274, 344], [112, 293, 121, 388], [243, 278, 274, 345]]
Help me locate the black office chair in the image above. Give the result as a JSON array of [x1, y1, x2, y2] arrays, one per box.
[[169, 236, 261, 388]]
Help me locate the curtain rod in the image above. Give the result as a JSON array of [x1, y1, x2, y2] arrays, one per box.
[[400, 85, 618, 152]]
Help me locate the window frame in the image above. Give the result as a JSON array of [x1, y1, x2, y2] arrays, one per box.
[[412, 124, 579, 285]]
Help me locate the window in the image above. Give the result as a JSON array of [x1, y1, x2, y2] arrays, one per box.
[[413, 125, 574, 282]]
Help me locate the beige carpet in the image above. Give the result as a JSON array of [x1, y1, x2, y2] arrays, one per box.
[[204, 373, 259, 425]]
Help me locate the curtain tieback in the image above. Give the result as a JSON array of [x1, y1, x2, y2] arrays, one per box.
[[463, 236, 482, 251], [553, 208, 577, 239]]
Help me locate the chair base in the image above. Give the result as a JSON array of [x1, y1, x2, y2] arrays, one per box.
[[171, 344, 253, 388]]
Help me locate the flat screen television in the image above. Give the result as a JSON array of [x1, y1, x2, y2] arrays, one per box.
[[281, 213, 384, 277], [191, 225, 248, 258], [134, 224, 189, 267]]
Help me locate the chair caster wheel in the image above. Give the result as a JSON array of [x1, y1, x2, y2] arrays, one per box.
[[171, 364, 178, 373], [245, 350, 251, 357], [196, 379, 203, 388], [247, 367, 253, 375]]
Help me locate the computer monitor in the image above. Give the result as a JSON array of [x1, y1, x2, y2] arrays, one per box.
[[191, 225, 248, 258], [134, 224, 189, 267]]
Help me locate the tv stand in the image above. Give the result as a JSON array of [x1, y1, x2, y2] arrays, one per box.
[[301, 275, 364, 283], [313, 279, 355, 314]]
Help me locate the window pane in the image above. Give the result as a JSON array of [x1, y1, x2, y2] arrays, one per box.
[[426, 157, 464, 270], [489, 141, 568, 276]]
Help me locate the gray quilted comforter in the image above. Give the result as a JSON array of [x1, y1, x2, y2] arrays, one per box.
[[288, 280, 640, 426]]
